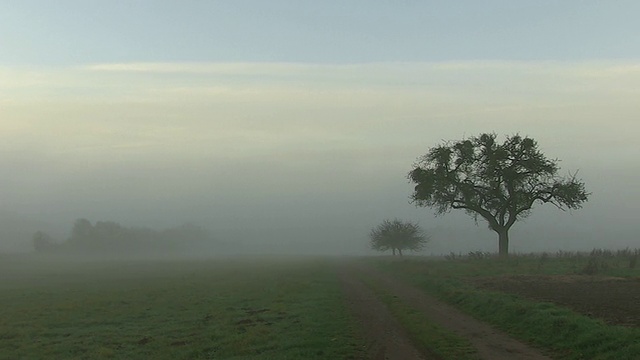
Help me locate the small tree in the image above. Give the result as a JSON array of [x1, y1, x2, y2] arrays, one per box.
[[408, 133, 589, 256], [369, 219, 428, 256], [32, 231, 56, 252]]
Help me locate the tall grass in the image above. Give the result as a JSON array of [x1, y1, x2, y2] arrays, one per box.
[[429, 248, 640, 277]]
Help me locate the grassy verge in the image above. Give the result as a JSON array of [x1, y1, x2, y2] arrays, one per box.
[[0, 257, 365, 359], [362, 277, 480, 360], [372, 258, 640, 360]]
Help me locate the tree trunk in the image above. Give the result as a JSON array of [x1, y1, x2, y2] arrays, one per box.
[[497, 228, 510, 257]]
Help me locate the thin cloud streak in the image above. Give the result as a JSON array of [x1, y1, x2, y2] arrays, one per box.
[[0, 60, 637, 103], [82, 60, 640, 75], [84, 62, 323, 75]]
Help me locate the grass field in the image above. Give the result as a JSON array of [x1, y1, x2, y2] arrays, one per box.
[[3, 250, 639, 359], [0, 257, 365, 360], [371, 250, 640, 360]]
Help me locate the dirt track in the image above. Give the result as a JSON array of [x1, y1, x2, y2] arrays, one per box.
[[340, 267, 426, 360], [340, 263, 552, 360]]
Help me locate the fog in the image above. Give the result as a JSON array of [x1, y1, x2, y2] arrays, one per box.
[[1, 2, 639, 257], [2, 63, 639, 256]]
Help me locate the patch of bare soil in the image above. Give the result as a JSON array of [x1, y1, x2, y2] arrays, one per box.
[[472, 275, 640, 327], [340, 267, 428, 360], [342, 263, 552, 360]]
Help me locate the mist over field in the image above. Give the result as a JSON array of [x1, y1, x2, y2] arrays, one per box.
[[4, 3, 640, 360], [2, 62, 640, 256], [1, 114, 636, 257], [1, 1, 639, 257]]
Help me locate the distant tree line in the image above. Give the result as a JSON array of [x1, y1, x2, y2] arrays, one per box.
[[33, 219, 216, 258]]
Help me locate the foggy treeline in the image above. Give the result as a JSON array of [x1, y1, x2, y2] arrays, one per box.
[[32, 219, 222, 259]]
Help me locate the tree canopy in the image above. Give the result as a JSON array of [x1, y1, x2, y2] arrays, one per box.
[[408, 133, 589, 256], [369, 219, 428, 256]]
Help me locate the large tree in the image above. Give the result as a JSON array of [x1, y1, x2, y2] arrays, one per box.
[[408, 133, 589, 256], [369, 219, 429, 256]]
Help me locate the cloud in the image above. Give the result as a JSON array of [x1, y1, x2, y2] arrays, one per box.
[[3, 60, 640, 105], [2, 60, 640, 166], [83, 62, 322, 75]]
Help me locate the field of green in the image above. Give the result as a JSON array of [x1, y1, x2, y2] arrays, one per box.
[[370, 250, 640, 360], [0, 257, 365, 360], [3, 250, 639, 360]]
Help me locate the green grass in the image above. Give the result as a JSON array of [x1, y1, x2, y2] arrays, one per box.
[[0, 257, 365, 360], [371, 256, 640, 360], [362, 277, 479, 360]]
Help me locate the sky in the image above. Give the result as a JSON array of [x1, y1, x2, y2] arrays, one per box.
[[1, 1, 640, 254]]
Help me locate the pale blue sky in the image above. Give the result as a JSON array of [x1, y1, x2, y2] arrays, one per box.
[[1, 1, 640, 254], [1, 1, 639, 65]]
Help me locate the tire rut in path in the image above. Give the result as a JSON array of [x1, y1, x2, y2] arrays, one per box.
[[339, 266, 429, 360], [347, 263, 553, 360]]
